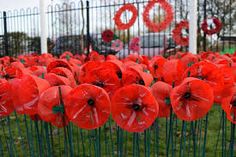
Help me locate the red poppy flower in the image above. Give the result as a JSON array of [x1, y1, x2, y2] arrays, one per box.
[[183, 61, 224, 99], [38, 85, 72, 128], [74, 54, 87, 63], [151, 81, 172, 118], [170, 77, 214, 121], [47, 59, 73, 74], [129, 37, 140, 53], [122, 66, 153, 87], [60, 51, 74, 60], [201, 17, 222, 35], [10, 75, 50, 115], [111, 84, 159, 132], [78, 61, 101, 83], [2, 65, 25, 79], [82, 67, 121, 96], [64, 84, 110, 129], [180, 53, 199, 68], [124, 53, 144, 64], [162, 59, 185, 86], [100, 60, 124, 79], [221, 85, 236, 124], [89, 51, 105, 62], [214, 67, 234, 104], [102, 29, 114, 43], [45, 73, 71, 86], [0, 79, 14, 117], [149, 56, 166, 80], [172, 20, 189, 46], [0, 56, 11, 65], [143, 0, 173, 32], [28, 66, 47, 77], [114, 3, 138, 30], [106, 55, 118, 60], [50, 67, 76, 87]]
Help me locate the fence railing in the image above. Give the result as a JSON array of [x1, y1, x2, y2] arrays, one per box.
[[0, 0, 235, 57]]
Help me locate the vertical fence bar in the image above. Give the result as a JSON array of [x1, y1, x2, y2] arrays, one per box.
[[40, 0, 48, 54], [3, 11, 9, 56], [86, 0, 90, 55], [189, 0, 198, 54]]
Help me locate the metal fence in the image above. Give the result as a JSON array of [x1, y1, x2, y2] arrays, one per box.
[[0, 0, 235, 57]]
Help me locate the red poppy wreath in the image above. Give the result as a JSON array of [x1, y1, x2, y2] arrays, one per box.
[[143, 0, 173, 32], [114, 3, 138, 30], [172, 20, 189, 46], [201, 17, 222, 35]]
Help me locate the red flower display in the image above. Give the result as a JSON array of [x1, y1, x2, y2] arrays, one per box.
[[0, 79, 14, 117], [102, 29, 114, 43], [111, 39, 124, 52], [65, 84, 110, 130], [172, 20, 189, 46], [148, 56, 166, 80], [151, 81, 172, 118], [82, 67, 121, 96], [129, 37, 140, 53], [111, 84, 159, 132], [50, 67, 76, 88], [170, 77, 214, 121], [143, 0, 173, 32], [183, 61, 224, 102], [162, 59, 185, 86], [38, 85, 72, 128], [45, 73, 71, 86], [10, 75, 50, 115], [114, 3, 138, 30], [201, 17, 222, 35], [47, 59, 73, 74]]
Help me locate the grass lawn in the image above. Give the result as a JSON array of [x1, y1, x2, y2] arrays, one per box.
[[0, 105, 235, 157]]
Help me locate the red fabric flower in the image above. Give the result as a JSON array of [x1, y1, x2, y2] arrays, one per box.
[[50, 67, 76, 88], [183, 61, 224, 101], [38, 85, 72, 128], [79, 61, 101, 83], [111, 39, 123, 52], [179, 53, 199, 69], [0, 79, 14, 117], [111, 84, 159, 132], [122, 66, 153, 87], [60, 51, 74, 60], [221, 85, 236, 124], [170, 77, 214, 121], [102, 29, 114, 43], [162, 59, 185, 86], [143, 0, 173, 32], [10, 75, 50, 115], [201, 17, 222, 35], [45, 73, 71, 86], [172, 20, 189, 46], [28, 66, 47, 77], [148, 56, 166, 80], [151, 81, 172, 118], [114, 3, 138, 30], [65, 84, 110, 130], [82, 67, 121, 96], [47, 59, 73, 74], [129, 37, 140, 53]]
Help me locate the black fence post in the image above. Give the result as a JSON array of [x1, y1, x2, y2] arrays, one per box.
[[203, 0, 207, 51], [86, 0, 90, 55], [3, 11, 9, 56]]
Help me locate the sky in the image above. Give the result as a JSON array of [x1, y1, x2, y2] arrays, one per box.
[[0, 0, 56, 11]]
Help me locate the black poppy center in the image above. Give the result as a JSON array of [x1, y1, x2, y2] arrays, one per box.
[[183, 92, 191, 99], [87, 98, 95, 106], [198, 76, 205, 80], [232, 100, 236, 107], [132, 104, 141, 111], [94, 81, 105, 88], [138, 79, 145, 85], [116, 71, 122, 79], [154, 64, 158, 70]]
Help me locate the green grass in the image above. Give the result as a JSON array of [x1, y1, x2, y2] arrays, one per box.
[[0, 105, 235, 157]]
